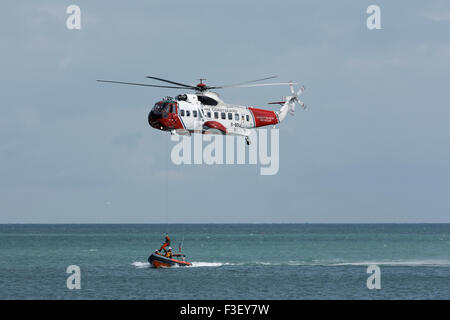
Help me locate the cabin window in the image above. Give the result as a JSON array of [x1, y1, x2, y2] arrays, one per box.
[[235, 113, 239, 121], [221, 112, 226, 120], [214, 112, 219, 119], [186, 110, 190, 117], [207, 111, 211, 118], [241, 115, 244, 120], [193, 110, 197, 118], [246, 115, 249, 121], [180, 109, 185, 116], [228, 113, 232, 120]]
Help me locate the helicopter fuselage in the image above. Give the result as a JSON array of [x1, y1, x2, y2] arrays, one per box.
[[148, 92, 279, 137]]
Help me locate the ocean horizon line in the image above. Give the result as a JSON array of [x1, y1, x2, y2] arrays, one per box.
[[1, 222, 449, 225]]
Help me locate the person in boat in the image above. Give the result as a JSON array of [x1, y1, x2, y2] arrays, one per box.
[[165, 247, 173, 259], [159, 234, 171, 254]]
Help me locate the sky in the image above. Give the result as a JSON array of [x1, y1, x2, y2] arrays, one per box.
[[0, 0, 449, 223]]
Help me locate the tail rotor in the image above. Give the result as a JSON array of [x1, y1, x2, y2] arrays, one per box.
[[287, 82, 306, 115]]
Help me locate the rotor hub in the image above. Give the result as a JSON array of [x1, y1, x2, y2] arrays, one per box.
[[196, 78, 207, 91]]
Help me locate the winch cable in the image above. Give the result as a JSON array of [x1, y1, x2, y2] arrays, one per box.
[[165, 133, 169, 235]]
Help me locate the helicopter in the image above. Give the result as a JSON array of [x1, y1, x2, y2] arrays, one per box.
[[97, 76, 306, 145]]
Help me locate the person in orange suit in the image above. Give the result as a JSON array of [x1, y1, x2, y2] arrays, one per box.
[[159, 234, 171, 254]]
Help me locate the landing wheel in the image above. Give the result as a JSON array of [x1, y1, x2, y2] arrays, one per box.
[[245, 136, 251, 145]]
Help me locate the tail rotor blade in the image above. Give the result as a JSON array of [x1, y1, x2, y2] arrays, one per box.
[[299, 100, 306, 110], [289, 82, 295, 95], [290, 103, 296, 114], [296, 86, 305, 96]]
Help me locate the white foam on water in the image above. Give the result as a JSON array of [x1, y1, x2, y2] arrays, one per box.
[[189, 262, 226, 267], [253, 260, 450, 267], [132, 261, 150, 268], [329, 260, 450, 267], [132, 261, 233, 269], [134, 260, 450, 269], [255, 261, 310, 266]]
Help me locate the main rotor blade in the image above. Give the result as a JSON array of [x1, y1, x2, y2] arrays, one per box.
[[211, 75, 278, 89], [212, 82, 297, 89], [145, 76, 197, 89], [97, 80, 189, 89]]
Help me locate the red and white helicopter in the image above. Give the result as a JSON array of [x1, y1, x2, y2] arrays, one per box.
[[97, 76, 306, 145]]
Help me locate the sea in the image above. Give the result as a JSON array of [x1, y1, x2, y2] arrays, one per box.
[[0, 224, 449, 299]]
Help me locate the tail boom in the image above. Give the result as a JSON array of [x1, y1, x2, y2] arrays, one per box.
[[248, 107, 279, 127]]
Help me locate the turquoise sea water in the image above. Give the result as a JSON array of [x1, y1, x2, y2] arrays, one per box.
[[0, 224, 449, 299]]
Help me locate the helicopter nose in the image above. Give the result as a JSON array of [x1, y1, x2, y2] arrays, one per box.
[[148, 110, 162, 128], [148, 110, 156, 127]]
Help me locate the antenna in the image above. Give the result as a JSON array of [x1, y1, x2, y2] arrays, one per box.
[[179, 234, 185, 253]]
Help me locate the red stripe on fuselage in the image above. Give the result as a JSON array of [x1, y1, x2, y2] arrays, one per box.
[[248, 107, 278, 128], [203, 121, 227, 133], [173, 115, 185, 130]]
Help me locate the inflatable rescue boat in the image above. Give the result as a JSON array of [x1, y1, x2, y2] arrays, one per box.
[[148, 252, 192, 268]]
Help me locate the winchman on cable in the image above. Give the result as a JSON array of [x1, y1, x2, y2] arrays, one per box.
[[158, 234, 171, 254]]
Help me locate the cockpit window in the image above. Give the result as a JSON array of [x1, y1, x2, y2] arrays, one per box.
[[154, 102, 169, 112]]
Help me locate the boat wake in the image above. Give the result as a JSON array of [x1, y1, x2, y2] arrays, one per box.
[[190, 262, 231, 267], [132, 262, 150, 269], [131, 261, 233, 269], [132, 259, 450, 269], [255, 260, 450, 267], [328, 260, 450, 267]]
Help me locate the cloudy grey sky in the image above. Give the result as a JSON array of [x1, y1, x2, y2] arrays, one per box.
[[1, 0, 449, 223]]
